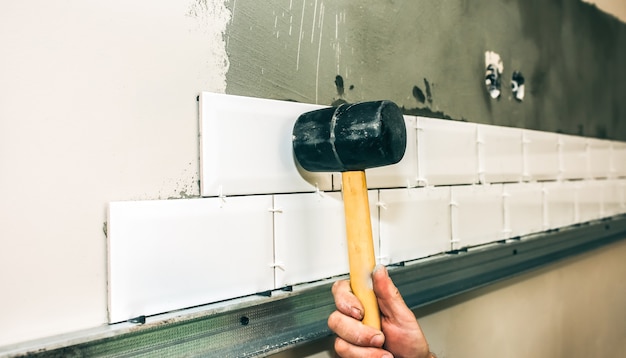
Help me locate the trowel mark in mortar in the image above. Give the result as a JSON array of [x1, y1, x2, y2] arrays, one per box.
[[423, 78, 433, 105], [402, 106, 459, 121], [405, 83, 465, 121], [412, 85, 426, 104], [335, 75, 345, 96]]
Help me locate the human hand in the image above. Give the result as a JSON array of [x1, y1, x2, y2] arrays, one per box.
[[327, 265, 433, 358]]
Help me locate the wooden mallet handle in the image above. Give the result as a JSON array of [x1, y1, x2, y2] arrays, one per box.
[[292, 100, 407, 330], [342, 171, 381, 329]]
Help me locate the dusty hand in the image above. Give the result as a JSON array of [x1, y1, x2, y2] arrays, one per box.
[[327, 265, 432, 358]]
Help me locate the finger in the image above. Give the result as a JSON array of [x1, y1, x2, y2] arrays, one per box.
[[372, 265, 415, 324], [371, 266, 432, 358], [328, 311, 385, 348], [331, 280, 364, 320], [334, 337, 393, 358]]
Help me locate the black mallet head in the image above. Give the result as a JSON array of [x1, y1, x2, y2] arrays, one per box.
[[292, 100, 407, 172]]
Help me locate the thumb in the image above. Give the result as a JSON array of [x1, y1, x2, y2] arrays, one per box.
[[372, 265, 414, 322]]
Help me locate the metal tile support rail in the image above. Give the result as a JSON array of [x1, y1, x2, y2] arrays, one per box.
[[10, 214, 626, 358]]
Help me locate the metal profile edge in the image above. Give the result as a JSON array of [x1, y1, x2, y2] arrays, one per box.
[[6, 215, 626, 358]]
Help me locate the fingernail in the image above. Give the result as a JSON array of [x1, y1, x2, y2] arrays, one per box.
[[373, 264, 387, 277], [382, 354, 393, 358], [370, 333, 385, 347], [351, 307, 363, 320]]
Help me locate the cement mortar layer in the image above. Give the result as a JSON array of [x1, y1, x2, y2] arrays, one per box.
[[224, 0, 626, 141]]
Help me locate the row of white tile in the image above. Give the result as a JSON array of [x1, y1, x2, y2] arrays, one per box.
[[199, 92, 626, 197], [108, 179, 626, 323]]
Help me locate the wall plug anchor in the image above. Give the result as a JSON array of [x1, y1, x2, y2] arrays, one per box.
[[485, 51, 503, 99], [511, 71, 525, 102]]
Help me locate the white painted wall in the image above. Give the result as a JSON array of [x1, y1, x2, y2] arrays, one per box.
[[0, 0, 230, 346]]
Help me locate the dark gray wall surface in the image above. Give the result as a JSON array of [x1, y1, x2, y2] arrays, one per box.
[[224, 0, 626, 140]]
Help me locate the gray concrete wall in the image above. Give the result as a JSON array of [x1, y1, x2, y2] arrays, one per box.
[[225, 0, 626, 139]]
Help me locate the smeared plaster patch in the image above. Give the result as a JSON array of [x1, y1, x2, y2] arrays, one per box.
[[163, 163, 199, 199], [412, 85, 426, 104], [485, 51, 504, 74], [187, 0, 231, 93]]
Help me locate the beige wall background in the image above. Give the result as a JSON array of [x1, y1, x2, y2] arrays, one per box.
[[583, 0, 626, 22], [0, 0, 625, 356]]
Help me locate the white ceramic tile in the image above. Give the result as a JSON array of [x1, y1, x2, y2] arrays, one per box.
[[619, 180, 626, 215], [523, 129, 560, 182], [477, 124, 523, 184], [378, 187, 451, 265], [450, 184, 504, 249], [600, 180, 625, 218], [272, 192, 347, 287], [273, 191, 379, 288], [559, 134, 589, 180], [366, 115, 419, 189], [576, 180, 603, 223], [416, 117, 478, 186], [543, 181, 577, 230], [199, 92, 331, 197], [503, 183, 544, 239], [588, 138, 612, 179], [107, 196, 274, 323], [612, 141, 626, 178]]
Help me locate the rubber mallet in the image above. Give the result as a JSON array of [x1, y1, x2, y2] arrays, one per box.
[[292, 101, 407, 329]]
